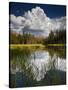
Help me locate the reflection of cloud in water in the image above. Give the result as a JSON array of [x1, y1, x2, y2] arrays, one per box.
[[29, 51, 50, 81], [10, 50, 66, 81], [28, 51, 66, 81], [57, 57, 66, 71]]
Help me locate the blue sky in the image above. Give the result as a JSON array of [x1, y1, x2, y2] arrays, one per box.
[[9, 2, 66, 18], [10, 2, 66, 37]]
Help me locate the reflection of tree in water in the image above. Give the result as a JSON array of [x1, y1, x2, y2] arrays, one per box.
[[47, 46, 66, 59], [10, 48, 32, 74], [10, 47, 66, 87], [10, 48, 66, 78], [47, 54, 58, 70]]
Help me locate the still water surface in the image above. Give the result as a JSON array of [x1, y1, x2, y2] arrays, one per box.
[[10, 46, 66, 88]]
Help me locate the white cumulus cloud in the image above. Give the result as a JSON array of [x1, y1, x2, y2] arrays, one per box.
[[10, 7, 66, 37]]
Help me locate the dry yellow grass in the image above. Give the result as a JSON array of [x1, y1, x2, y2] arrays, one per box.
[[10, 44, 65, 49], [48, 44, 65, 46], [10, 44, 45, 49]]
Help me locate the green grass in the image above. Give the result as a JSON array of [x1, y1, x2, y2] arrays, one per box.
[[10, 44, 45, 49], [10, 44, 65, 50], [48, 44, 65, 46], [10, 44, 65, 49]]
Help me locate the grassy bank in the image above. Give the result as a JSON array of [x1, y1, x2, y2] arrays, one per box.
[[10, 44, 45, 49], [48, 44, 65, 46], [10, 44, 65, 48]]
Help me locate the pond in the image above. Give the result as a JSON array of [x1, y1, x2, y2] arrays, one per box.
[[9, 46, 66, 88]]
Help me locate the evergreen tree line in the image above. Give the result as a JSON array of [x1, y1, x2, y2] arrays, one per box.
[[10, 29, 66, 44], [43, 30, 66, 44], [10, 32, 43, 44]]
